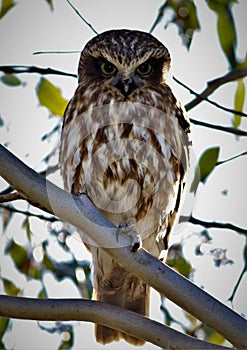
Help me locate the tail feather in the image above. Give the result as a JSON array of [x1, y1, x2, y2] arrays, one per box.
[[94, 272, 149, 345]]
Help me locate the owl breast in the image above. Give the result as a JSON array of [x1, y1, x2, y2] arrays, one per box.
[[61, 99, 187, 252]]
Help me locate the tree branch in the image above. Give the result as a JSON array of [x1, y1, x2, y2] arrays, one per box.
[[65, 0, 98, 35], [0, 164, 59, 197], [190, 118, 247, 136], [0, 65, 77, 78], [177, 68, 247, 112], [0, 192, 23, 203], [179, 216, 247, 236], [0, 296, 228, 350], [0, 144, 247, 349], [0, 204, 58, 222], [216, 151, 247, 166]]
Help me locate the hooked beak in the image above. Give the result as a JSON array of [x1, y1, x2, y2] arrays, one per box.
[[115, 76, 139, 96]]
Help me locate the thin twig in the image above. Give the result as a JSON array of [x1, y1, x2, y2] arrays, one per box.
[[66, 0, 98, 35], [216, 151, 247, 166], [173, 75, 247, 116], [0, 65, 77, 78], [33, 50, 80, 55], [190, 118, 247, 136], [177, 68, 247, 112], [228, 239, 247, 304], [0, 204, 58, 222], [179, 215, 247, 235]]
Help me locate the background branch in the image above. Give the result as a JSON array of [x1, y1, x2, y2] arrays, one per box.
[[179, 215, 247, 236], [0, 144, 247, 349], [180, 68, 247, 112], [190, 118, 247, 136], [0, 204, 58, 222], [0, 192, 23, 203], [0, 296, 227, 350], [0, 65, 77, 78]]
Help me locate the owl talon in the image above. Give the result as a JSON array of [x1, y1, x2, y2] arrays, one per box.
[[116, 223, 141, 252]]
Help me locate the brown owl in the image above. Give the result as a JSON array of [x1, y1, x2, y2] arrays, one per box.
[[60, 29, 190, 345]]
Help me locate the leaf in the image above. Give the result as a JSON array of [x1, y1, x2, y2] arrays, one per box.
[[2, 278, 20, 296], [166, 244, 192, 278], [207, 0, 237, 68], [0, 0, 16, 19], [0, 114, 4, 127], [202, 324, 226, 345], [6, 240, 29, 274], [0, 317, 10, 348], [150, 0, 200, 49], [1, 207, 13, 232], [44, 0, 54, 11], [58, 329, 74, 350], [232, 79, 245, 129], [22, 217, 32, 241], [42, 252, 56, 273], [190, 147, 220, 192], [0, 73, 22, 87], [36, 78, 68, 117], [38, 287, 48, 299]]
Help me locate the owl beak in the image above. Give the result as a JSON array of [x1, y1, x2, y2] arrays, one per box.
[[122, 78, 132, 94], [115, 77, 135, 96]]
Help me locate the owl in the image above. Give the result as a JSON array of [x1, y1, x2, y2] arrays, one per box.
[[60, 29, 190, 345]]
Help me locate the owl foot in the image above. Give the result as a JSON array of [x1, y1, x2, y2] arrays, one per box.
[[116, 223, 142, 252]]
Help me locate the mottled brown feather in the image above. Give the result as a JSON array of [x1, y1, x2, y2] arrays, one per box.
[[60, 29, 190, 345]]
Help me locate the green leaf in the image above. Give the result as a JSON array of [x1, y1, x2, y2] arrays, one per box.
[[58, 329, 74, 350], [0, 73, 22, 87], [0, 0, 16, 19], [36, 78, 68, 117], [6, 240, 29, 274], [38, 287, 48, 299], [42, 253, 56, 272], [207, 0, 237, 68], [167, 244, 192, 278], [190, 147, 220, 192], [233, 79, 245, 129], [21, 217, 32, 241], [1, 207, 13, 232], [0, 317, 10, 348], [44, 0, 54, 11], [203, 325, 226, 345], [150, 0, 200, 49], [2, 278, 20, 296]]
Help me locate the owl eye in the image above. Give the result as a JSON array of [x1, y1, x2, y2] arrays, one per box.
[[136, 63, 152, 76], [100, 62, 117, 76]]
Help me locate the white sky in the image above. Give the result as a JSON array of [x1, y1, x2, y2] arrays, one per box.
[[0, 0, 246, 349]]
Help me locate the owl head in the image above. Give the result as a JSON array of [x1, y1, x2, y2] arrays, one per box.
[[77, 29, 171, 97]]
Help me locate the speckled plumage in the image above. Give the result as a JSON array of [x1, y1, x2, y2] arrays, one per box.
[[60, 29, 190, 345]]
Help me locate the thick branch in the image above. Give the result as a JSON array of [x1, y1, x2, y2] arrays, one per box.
[[0, 144, 247, 349], [0, 296, 227, 350]]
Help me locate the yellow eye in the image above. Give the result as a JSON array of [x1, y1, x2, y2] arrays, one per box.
[[100, 62, 117, 76], [136, 63, 152, 76]]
